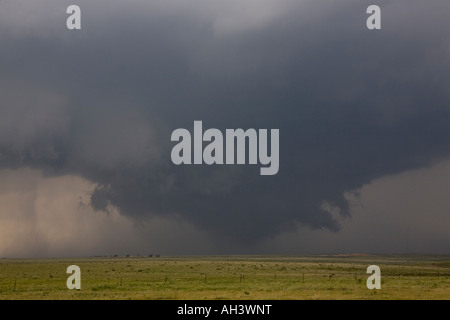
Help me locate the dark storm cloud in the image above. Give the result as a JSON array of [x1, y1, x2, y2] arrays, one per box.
[[1, 0, 450, 249]]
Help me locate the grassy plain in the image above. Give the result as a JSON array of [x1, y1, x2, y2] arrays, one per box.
[[0, 254, 449, 299]]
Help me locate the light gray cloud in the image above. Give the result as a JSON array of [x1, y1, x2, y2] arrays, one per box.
[[256, 159, 450, 254], [0, 168, 213, 257]]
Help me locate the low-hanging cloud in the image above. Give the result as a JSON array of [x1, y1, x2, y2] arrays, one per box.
[[0, 168, 214, 257], [1, 0, 450, 253]]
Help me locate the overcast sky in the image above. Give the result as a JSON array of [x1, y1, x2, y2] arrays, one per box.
[[0, 0, 449, 257]]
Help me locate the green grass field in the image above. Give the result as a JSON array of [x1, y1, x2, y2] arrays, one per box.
[[0, 255, 449, 299]]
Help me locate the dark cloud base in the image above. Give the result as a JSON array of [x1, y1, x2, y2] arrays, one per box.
[[1, 0, 450, 251]]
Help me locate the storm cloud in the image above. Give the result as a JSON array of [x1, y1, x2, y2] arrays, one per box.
[[1, 0, 450, 255]]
